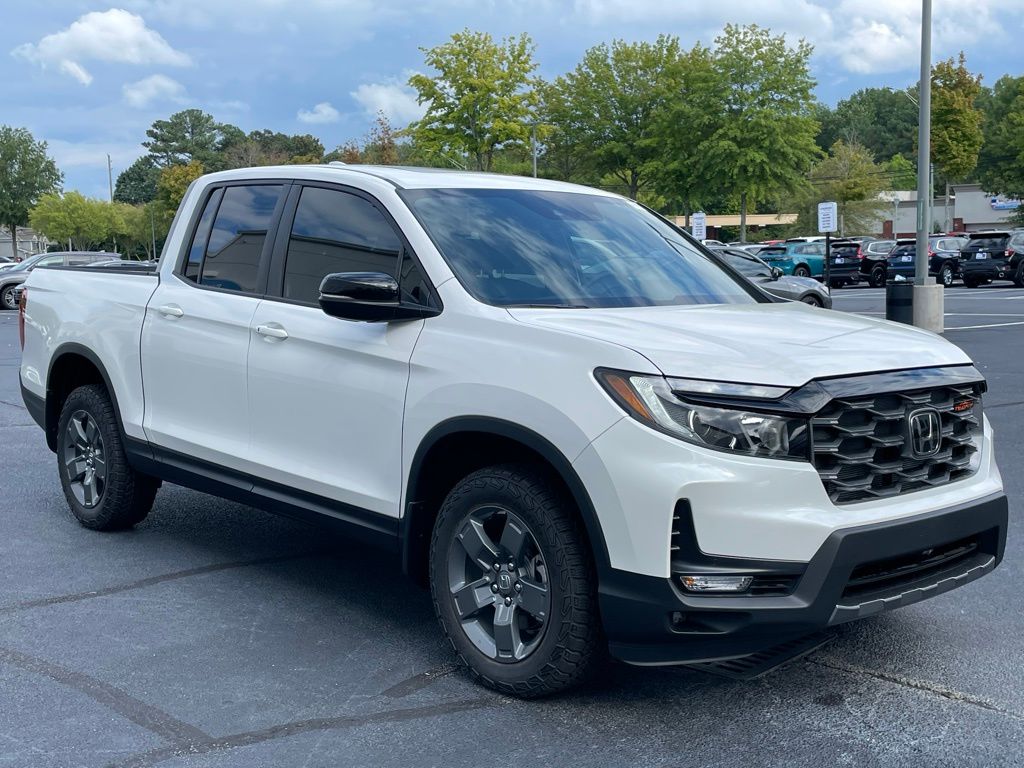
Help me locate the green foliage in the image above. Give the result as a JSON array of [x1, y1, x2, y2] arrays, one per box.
[[551, 35, 687, 199], [930, 53, 984, 182], [817, 88, 918, 162], [220, 129, 325, 168], [29, 191, 120, 250], [693, 24, 821, 238], [0, 126, 62, 258], [143, 109, 233, 168], [793, 140, 889, 235], [362, 112, 400, 165], [114, 156, 160, 205], [884, 153, 918, 190], [156, 161, 205, 215], [977, 75, 1024, 199], [407, 29, 538, 171]]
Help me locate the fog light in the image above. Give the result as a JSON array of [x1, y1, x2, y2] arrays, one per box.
[[678, 575, 753, 593]]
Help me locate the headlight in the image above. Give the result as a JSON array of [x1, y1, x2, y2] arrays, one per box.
[[595, 369, 810, 461]]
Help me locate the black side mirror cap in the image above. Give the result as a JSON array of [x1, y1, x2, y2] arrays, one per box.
[[770, 266, 783, 280], [318, 271, 440, 322]]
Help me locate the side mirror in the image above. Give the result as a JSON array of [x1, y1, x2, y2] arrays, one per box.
[[770, 266, 783, 280], [318, 272, 439, 322]]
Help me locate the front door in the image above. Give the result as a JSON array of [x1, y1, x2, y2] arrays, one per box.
[[246, 184, 432, 517]]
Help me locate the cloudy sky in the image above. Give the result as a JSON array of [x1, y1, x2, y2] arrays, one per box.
[[6, 0, 1023, 197]]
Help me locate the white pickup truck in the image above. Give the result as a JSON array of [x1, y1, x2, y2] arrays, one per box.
[[19, 166, 1007, 696]]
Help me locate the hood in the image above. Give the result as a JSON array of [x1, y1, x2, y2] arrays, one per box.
[[508, 302, 970, 387]]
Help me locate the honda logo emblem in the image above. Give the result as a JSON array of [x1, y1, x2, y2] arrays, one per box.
[[907, 408, 942, 458]]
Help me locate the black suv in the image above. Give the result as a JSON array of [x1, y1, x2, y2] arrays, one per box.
[[959, 231, 1024, 287], [823, 239, 864, 287], [874, 236, 966, 287]]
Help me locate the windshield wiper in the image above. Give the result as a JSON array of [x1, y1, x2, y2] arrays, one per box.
[[505, 303, 591, 309]]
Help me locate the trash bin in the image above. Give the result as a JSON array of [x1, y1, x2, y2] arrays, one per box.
[[886, 281, 914, 324]]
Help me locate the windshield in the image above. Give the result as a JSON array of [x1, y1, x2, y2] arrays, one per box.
[[9, 253, 48, 272], [964, 235, 1010, 251], [722, 251, 771, 277], [401, 189, 759, 308]]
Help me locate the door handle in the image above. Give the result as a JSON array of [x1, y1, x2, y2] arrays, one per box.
[[255, 324, 288, 340], [157, 304, 184, 318]]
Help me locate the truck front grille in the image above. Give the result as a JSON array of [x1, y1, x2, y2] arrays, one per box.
[[812, 383, 983, 504]]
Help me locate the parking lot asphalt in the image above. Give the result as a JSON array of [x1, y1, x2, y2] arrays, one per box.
[[1, 291, 1022, 768]]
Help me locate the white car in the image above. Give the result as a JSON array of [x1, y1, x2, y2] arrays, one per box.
[[19, 166, 1007, 696]]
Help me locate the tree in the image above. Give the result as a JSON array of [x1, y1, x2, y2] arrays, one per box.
[[407, 29, 538, 172], [116, 203, 161, 260], [362, 112, 399, 165], [884, 153, 918, 190], [799, 140, 889, 235], [977, 75, 1024, 201], [323, 141, 364, 164], [114, 156, 160, 204], [553, 35, 687, 199], [0, 126, 62, 259], [156, 161, 205, 215], [143, 110, 229, 167], [694, 25, 821, 240], [29, 192, 114, 250], [817, 87, 918, 162], [537, 78, 588, 182], [930, 53, 984, 184]]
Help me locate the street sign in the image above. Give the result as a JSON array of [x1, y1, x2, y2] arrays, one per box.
[[817, 201, 838, 233], [692, 212, 707, 241]]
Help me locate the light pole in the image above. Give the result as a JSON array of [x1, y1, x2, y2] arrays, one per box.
[[913, 0, 943, 331]]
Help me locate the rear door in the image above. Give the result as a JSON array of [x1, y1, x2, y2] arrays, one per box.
[[246, 183, 434, 517], [140, 182, 287, 469]]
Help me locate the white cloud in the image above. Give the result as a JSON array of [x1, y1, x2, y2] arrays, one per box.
[[297, 101, 340, 124], [351, 80, 425, 125], [45, 139, 144, 170], [122, 74, 188, 108], [12, 9, 190, 85]]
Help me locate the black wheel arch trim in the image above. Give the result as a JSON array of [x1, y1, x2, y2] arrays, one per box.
[[402, 416, 612, 578], [43, 342, 132, 454]]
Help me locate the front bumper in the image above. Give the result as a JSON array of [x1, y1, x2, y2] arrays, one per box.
[[601, 492, 1007, 665]]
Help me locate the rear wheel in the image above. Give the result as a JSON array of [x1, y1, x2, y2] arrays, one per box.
[[793, 264, 811, 278], [429, 464, 601, 697], [869, 266, 886, 288], [940, 263, 955, 287], [57, 385, 159, 530], [964, 275, 984, 288], [0, 285, 18, 311]]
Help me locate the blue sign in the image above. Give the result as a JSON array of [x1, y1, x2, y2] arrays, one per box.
[[990, 196, 1021, 210]]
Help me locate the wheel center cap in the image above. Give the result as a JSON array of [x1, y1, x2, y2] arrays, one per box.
[[497, 571, 512, 592]]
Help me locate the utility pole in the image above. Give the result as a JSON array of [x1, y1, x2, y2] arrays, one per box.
[[531, 122, 538, 178], [150, 206, 157, 260], [913, 0, 943, 331], [107, 154, 114, 202]]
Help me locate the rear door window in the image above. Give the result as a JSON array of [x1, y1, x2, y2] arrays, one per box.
[[183, 185, 284, 293]]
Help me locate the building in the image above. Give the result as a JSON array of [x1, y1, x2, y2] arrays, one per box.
[[0, 226, 51, 261], [880, 184, 1020, 237]]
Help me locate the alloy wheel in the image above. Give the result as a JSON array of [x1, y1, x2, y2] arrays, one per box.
[[62, 410, 107, 508], [942, 266, 953, 287], [1, 287, 16, 310], [446, 505, 551, 663]]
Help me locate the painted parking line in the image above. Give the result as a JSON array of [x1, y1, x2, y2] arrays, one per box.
[[945, 320, 1024, 330]]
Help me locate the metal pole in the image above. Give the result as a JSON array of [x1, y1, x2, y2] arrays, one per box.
[[915, 0, 932, 287], [107, 154, 114, 202], [531, 123, 538, 178]]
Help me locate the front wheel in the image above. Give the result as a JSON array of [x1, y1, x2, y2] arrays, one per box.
[[0, 285, 18, 311], [57, 385, 159, 530], [801, 295, 823, 307], [793, 264, 811, 278], [429, 464, 601, 697], [940, 264, 955, 287]]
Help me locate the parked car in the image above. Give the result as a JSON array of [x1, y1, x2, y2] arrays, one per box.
[[755, 244, 797, 274], [780, 239, 828, 278], [959, 231, 1024, 287], [711, 247, 832, 307], [20, 165, 1006, 696], [884, 236, 968, 286], [822, 239, 864, 288], [857, 240, 897, 286], [0, 251, 122, 310], [701, 239, 726, 247]]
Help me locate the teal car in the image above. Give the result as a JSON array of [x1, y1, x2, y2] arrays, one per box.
[[756, 241, 827, 278]]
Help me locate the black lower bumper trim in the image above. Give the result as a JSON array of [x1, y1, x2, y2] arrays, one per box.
[[20, 382, 46, 430], [599, 492, 1008, 665]]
